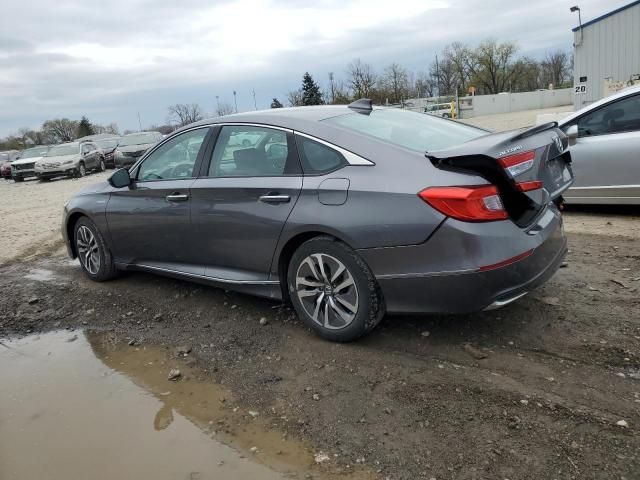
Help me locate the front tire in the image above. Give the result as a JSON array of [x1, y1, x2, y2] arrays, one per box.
[[287, 236, 385, 342], [74, 217, 118, 281], [98, 157, 106, 172]]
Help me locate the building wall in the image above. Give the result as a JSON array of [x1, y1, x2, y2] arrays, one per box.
[[573, 2, 640, 109]]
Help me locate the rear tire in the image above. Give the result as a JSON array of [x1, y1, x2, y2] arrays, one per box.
[[287, 236, 385, 342], [73, 217, 118, 282], [76, 162, 86, 178]]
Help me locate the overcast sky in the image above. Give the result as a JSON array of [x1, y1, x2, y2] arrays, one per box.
[[0, 0, 624, 136]]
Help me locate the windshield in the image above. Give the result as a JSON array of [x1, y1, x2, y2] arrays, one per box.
[[20, 147, 48, 158], [96, 139, 120, 149], [119, 133, 157, 146], [324, 108, 486, 152], [46, 144, 78, 157]]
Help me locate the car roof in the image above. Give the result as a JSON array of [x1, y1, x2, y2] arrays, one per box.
[[560, 84, 640, 125], [123, 131, 159, 136]]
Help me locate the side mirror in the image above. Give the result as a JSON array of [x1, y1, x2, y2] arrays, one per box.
[[108, 168, 131, 188], [565, 124, 578, 146]]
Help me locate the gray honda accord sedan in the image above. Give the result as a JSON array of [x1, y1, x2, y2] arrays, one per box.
[[62, 100, 574, 342]]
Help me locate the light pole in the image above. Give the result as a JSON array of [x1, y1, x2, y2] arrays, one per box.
[[252, 89, 257, 110], [570, 6, 583, 47], [233, 91, 238, 113], [215, 95, 220, 114]]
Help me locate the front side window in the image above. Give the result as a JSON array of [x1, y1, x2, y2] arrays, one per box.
[[137, 128, 208, 181], [208, 125, 296, 177], [575, 94, 640, 137], [324, 108, 486, 152]]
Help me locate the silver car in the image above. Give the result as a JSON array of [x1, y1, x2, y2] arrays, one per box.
[[560, 85, 640, 204], [36, 141, 106, 180]]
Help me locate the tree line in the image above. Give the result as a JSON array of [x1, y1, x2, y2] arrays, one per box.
[[273, 40, 572, 107]]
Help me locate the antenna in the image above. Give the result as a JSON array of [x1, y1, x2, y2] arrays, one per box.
[[347, 98, 373, 115]]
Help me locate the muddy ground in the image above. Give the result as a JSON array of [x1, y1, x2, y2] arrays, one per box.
[[1, 209, 639, 479]]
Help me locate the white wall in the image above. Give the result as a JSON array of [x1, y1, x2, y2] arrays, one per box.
[[459, 89, 573, 118]]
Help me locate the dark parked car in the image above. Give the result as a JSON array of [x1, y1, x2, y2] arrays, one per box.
[[63, 101, 573, 342], [0, 150, 21, 179], [113, 131, 162, 168], [93, 137, 121, 169]]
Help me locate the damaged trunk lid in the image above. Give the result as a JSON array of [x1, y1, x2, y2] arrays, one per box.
[[427, 122, 574, 227]]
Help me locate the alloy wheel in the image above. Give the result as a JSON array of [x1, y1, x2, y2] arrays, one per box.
[[79, 163, 86, 177], [100, 159, 105, 171], [76, 225, 100, 275], [295, 253, 359, 330]]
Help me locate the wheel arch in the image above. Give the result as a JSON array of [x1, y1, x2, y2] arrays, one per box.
[[275, 229, 362, 302]]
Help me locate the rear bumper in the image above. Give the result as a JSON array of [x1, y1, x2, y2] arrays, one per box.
[[359, 204, 567, 314]]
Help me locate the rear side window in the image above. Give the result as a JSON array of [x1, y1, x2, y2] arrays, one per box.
[[296, 136, 346, 175], [324, 108, 485, 152]]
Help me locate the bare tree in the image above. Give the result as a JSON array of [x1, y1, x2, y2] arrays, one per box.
[[42, 118, 79, 143], [443, 42, 474, 93], [468, 40, 520, 94], [346, 59, 376, 99], [215, 102, 235, 116], [414, 71, 436, 98], [93, 123, 120, 135], [541, 50, 571, 88], [381, 63, 409, 103], [513, 56, 542, 91], [168, 103, 204, 127], [286, 89, 304, 107], [430, 57, 457, 96]]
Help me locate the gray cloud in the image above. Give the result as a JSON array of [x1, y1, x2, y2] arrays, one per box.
[[0, 0, 617, 135]]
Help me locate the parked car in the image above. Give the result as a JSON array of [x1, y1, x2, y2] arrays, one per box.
[[425, 103, 453, 118], [0, 150, 21, 179], [93, 137, 121, 169], [11, 146, 49, 182], [36, 142, 105, 180], [63, 101, 573, 342], [560, 85, 640, 204], [113, 131, 162, 168]]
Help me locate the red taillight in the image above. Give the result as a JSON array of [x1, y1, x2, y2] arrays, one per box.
[[516, 180, 543, 192], [498, 150, 535, 177], [418, 186, 508, 222]]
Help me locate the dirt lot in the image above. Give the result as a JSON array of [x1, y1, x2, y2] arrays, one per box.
[[1, 162, 639, 479], [459, 105, 574, 132]]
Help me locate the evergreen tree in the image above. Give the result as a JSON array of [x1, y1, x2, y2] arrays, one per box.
[[270, 98, 284, 108], [77, 116, 95, 137], [301, 72, 323, 105]]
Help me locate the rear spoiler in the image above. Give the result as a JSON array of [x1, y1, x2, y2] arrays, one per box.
[[508, 122, 558, 141]]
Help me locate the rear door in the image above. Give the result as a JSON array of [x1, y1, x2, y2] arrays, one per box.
[[190, 124, 302, 282], [105, 127, 211, 274], [562, 92, 640, 202]]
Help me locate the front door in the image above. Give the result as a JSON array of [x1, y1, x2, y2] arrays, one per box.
[[106, 127, 211, 274], [190, 125, 302, 281]]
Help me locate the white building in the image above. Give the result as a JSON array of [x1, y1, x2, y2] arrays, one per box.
[[572, 1, 640, 109]]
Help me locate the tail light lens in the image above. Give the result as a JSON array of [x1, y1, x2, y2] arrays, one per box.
[[516, 180, 543, 192], [498, 150, 535, 177], [418, 186, 508, 222]]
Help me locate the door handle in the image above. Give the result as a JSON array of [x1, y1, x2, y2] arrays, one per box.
[[166, 193, 189, 202], [259, 193, 291, 204]]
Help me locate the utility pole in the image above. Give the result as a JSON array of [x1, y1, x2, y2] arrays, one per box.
[[137, 112, 142, 131], [215, 95, 220, 114], [252, 89, 257, 110], [233, 91, 238, 113], [435, 54, 440, 102]]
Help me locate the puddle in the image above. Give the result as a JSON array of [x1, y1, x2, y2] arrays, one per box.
[[0, 331, 374, 480], [24, 268, 57, 282]]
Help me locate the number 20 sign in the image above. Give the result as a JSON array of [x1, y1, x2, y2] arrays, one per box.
[[574, 84, 587, 94]]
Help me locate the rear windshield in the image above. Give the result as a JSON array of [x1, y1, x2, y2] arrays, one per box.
[[120, 133, 158, 146], [323, 108, 486, 152], [96, 139, 120, 149], [46, 144, 78, 156]]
